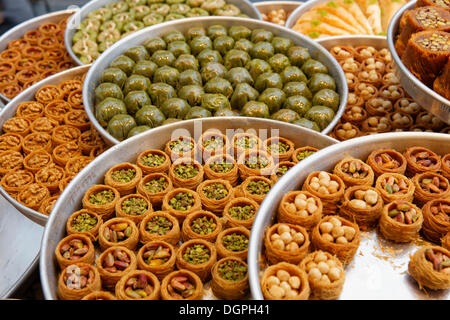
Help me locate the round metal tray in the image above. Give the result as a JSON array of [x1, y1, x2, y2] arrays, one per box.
[[254, 1, 303, 18], [82, 16, 348, 145], [0, 65, 91, 226], [248, 132, 450, 300], [387, 0, 450, 125], [64, 0, 262, 66], [0, 9, 77, 104], [39, 117, 338, 300]]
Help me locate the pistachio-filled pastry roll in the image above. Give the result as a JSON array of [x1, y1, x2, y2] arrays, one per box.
[[115, 270, 160, 300], [421, 199, 450, 243], [137, 241, 176, 280], [66, 209, 102, 241], [169, 157, 204, 190], [278, 191, 323, 230], [375, 173, 415, 203], [203, 153, 239, 187], [261, 262, 310, 300], [164, 135, 196, 161], [292, 146, 318, 164], [211, 257, 249, 300], [98, 217, 139, 251], [302, 171, 345, 215], [182, 210, 223, 242], [412, 172, 450, 207], [176, 238, 217, 282], [55, 233, 96, 270], [408, 246, 450, 290], [240, 176, 273, 204], [311, 216, 360, 265], [115, 193, 153, 225], [198, 129, 229, 160], [104, 162, 143, 196], [219, 220, 252, 254], [57, 263, 102, 300], [238, 149, 275, 180], [196, 179, 234, 214], [161, 269, 203, 300], [139, 211, 181, 246], [264, 223, 310, 265], [379, 200, 423, 242], [299, 250, 345, 300], [264, 136, 295, 162], [137, 172, 173, 208], [270, 161, 295, 183], [333, 157, 374, 187], [404, 146, 441, 177], [82, 184, 120, 220], [231, 132, 262, 159], [340, 184, 382, 224], [223, 197, 259, 229], [96, 246, 137, 290], [81, 291, 116, 300], [136, 149, 171, 175], [366, 149, 407, 177], [162, 188, 202, 223]]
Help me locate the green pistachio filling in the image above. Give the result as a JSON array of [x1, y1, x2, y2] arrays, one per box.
[[144, 177, 169, 193], [222, 233, 249, 252], [182, 244, 210, 265], [121, 197, 148, 215], [71, 213, 98, 232], [209, 161, 234, 173], [228, 205, 255, 221], [89, 189, 115, 205], [297, 150, 316, 161], [268, 141, 290, 154], [244, 155, 270, 170], [277, 165, 291, 177], [174, 163, 199, 179], [235, 136, 258, 150], [202, 183, 228, 200], [191, 216, 217, 235], [141, 153, 166, 167], [169, 139, 194, 154], [246, 180, 270, 196], [146, 216, 172, 235], [218, 260, 248, 281], [203, 137, 224, 151], [111, 168, 136, 183], [169, 192, 195, 211]]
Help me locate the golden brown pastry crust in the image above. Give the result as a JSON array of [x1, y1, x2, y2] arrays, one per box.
[[82, 184, 120, 220], [422, 199, 450, 243], [237, 149, 275, 180], [137, 240, 177, 280], [55, 233, 95, 270], [139, 211, 181, 246], [366, 149, 407, 177], [114, 270, 161, 300], [161, 188, 202, 223], [24, 148, 53, 174], [302, 172, 345, 215], [196, 179, 234, 214], [96, 246, 137, 290], [175, 238, 217, 282], [277, 191, 323, 230], [264, 223, 310, 265], [136, 149, 171, 175], [104, 162, 143, 196], [333, 157, 375, 188], [81, 291, 116, 300], [215, 226, 250, 261], [264, 136, 295, 162], [375, 172, 415, 203], [404, 146, 441, 177], [240, 175, 273, 204], [197, 129, 230, 160], [168, 157, 204, 190], [164, 135, 196, 161], [261, 262, 310, 300], [231, 132, 262, 159], [408, 246, 450, 290], [211, 257, 249, 300], [115, 193, 153, 225], [160, 269, 203, 300], [412, 172, 450, 207], [137, 172, 173, 208], [57, 263, 102, 300], [98, 217, 139, 251], [1, 169, 34, 194], [66, 209, 102, 241], [203, 153, 239, 187], [223, 197, 259, 229], [181, 210, 223, 242], [292, 146, 318, 164]]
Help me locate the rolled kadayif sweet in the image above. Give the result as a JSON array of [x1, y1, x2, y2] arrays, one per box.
[[211, 257, 249, 300], [421, 199, 450, 243], [261, 262, 310, 300], [408, 246, 450, 290], [333, 156, 374, 188], [277, 191, 323, 230]]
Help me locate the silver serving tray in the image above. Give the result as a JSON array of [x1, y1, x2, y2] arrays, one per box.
[[387, 0, 450, 125], [0, 9, 77, 104], [0, 196, 43, 298], [248, 132, 450, 300], [82, 16, 348, 145], [254, 1, 303, 19], [39, 117, 338, 300], [0, 65, 91, 226], [64, 0, 262, 66]]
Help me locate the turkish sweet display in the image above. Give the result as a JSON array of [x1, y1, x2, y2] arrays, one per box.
[[71, 0, 249, 64], [291, 0, 408, 39], [0, 15, 77, 100], [260, 145, 450, 299], [0, 71, 108, 215], [52, 130, 323, 299], [394, 1, 450, 100], [327, 43, 449, 140], [93, 24, 341, 141]]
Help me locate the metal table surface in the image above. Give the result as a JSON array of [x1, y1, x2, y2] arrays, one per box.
[[0, 195, 43, 299]]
